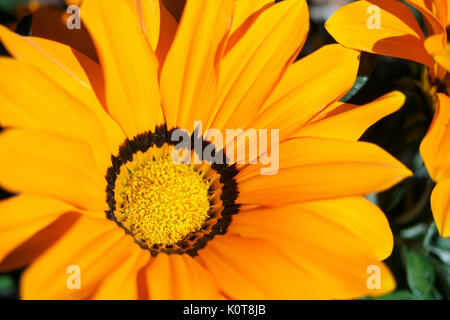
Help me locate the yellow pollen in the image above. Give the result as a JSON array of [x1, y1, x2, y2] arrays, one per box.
[[117, 157, 211, 246]]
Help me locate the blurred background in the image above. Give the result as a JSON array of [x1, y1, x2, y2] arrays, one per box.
[[0, 0, 448, 300]]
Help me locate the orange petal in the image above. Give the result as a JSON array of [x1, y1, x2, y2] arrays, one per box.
[[432, 48, 450, 73], [0, 26, 100, 99], [27, 6, 98, 62], [0, 212, 81, 273], [237, 138, 412, 206], [20, 216, 135, 299], [230, 0, 273, 34], [425, 35, 450, 72], [326, 0, 434, 69], [211, 0, 309, 131], [404, 0, 447, 37], [447, 0, 450, 26], [296, 91, 405, 141], [91, 247, 150, 300], [199, 235, 332, 299], [0, 58, 116, 171], [126, 0, 161, 52], [431, 179, 450, 237], [155, 1, 178, 66], [420, 93, 450, 181], [82, 0, 164, 138], [0, 195, 74, 265], [0, 28, 125, 156], [286, 197, 393, 260], [251, 44, 360, 142], [227, 204, 396, 299], [145, 253, 219, 299], [160, 0, 234, 131], [126, 0, 177, 66], [0, 129, 106, 211]]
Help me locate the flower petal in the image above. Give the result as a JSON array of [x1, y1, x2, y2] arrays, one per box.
[[126, 0, 177, 65], [227, 204, 396, 299], [403, 0, 447, 38], [145, 253, 219, 299], [230, 0, 273, 34], [296, 91, 405, 141], [425, 34, 450, 73], [211, 0, 309, 131], [27, 6, 98, 61], [0, 31, 106, 108], [20, 216, 135, 300], [431, 179, 450, 237], [420, 93, 450, 181], [0, 212, 81, 273], [251, 44, 360, 141], [0, 57, 118, 171], [0, 129, 106, 211], [127, 0, 161, 52], [160, 0, 234, 131], [82, 0, 164, 138], [237, 138, 412, 206], [287, 197, 393, 260], [0, 26, 124, 151], [155, 1, 178, 66], [91, 247, 150, 300], [198, 235, 328, 299], [325, 0, 434, 69], [0, 195, 75, 266]]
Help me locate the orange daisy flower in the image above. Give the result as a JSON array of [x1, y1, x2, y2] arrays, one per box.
[[326, 0, 450, 237], [326, 0, 449, 76], [0, 0, 411, 299]]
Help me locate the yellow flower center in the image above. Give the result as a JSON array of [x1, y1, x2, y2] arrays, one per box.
[[116, 157, 211, 245]]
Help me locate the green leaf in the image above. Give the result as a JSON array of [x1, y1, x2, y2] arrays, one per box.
[[423, 222, 438, 252], [423, 222, 450, 265], [429, 247, 450, 265], [0, 0, 28, 13], [403, 247, 436, 297], [434, 236, 450, 252], [425, 287, 443, 299], [0, 274, 15, 298], [400, 223, 428, 240], [387, 187, 405, 212]]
